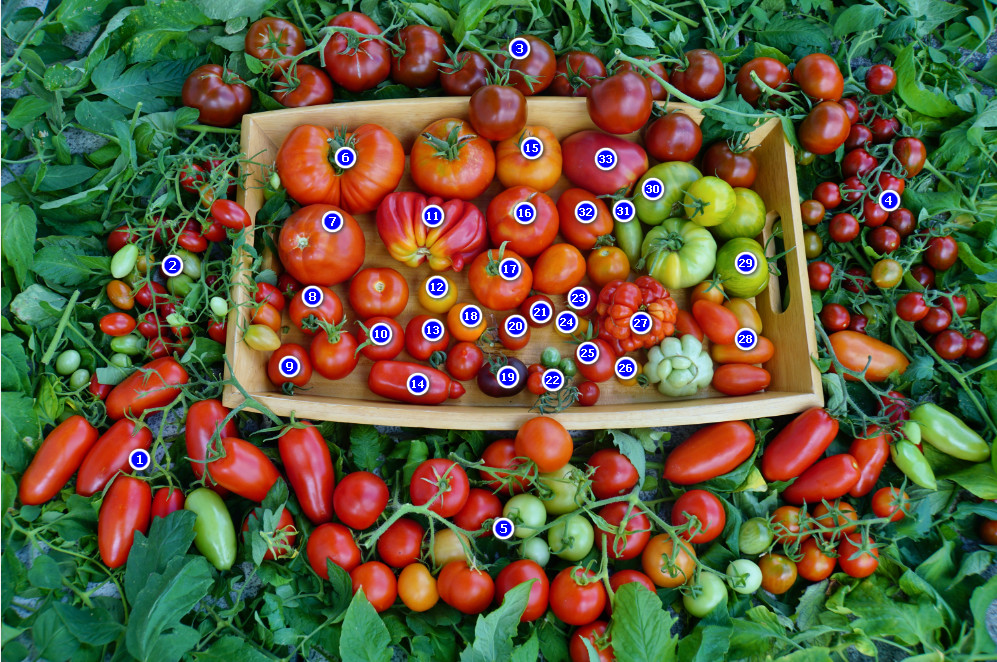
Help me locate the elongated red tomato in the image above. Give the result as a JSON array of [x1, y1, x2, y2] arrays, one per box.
[[151, 487, 185, 518], [98, 476, 151, 568], [278, 422, 334, 524], [828, 330, 909, 382], [185, 399, 237, 494], [711, 364, 770, 396], [208, 437, 282, 502], [77, 420, 153, 497], [19, 416, 99, 505], [692, 300, 738, 345], [848, 425, 890, 497], [761, 408, 839, 482], [106, 358, 189, 421], [663, 421, 755, 484], [781, 454, 860, 505]]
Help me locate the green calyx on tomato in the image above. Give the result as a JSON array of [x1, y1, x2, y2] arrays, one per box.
[[683, 176, 736, 227], [420, 122, 481, 161], [634, 162, 702, 226], [715, 237, 769, 297], [640, 218, 717, 289], [548, 514, 595, 561]]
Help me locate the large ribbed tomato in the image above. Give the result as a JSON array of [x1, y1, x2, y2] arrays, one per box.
[[410, 118, 495, 200], [277, 204, 365, 286]]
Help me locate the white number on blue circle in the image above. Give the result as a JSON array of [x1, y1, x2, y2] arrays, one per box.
[[642, 177, 664, 201], [513, 201, 536, 225], [734, 327, 758, 351], [460, 305, 482, 327], [878, 189, 900, 212], [422, 204, 445, 228], [613, 200, 635, 223], [735, 251, 757, 275], [529, 300, 552, 324], [407, 372, 430, 396], [302, 285, 324, 308], [496, 365, 520, 388], [629, 311, 652, 335], [279, 356, 301, 378], [574, 200, 597, 224], [422, 319, 445, 342], [499, 258, 522, 281], [161, 254, 183, 277], [369, 322, 392, 346], [508, 37, 530, 59], [595, 147, 618, 171], [567, 286, 591, 311], [576, 341, 599, 365], [504, 315, 528, 338], [493, 516, 515, 539], [334, 146, 357, 169], [128, 448, 150, 472], [425, 276, 449, 299], [521, 137, 544, 160], [556, 311, 579, 333], [542, 369, 565, 392], [615, 356, 637, 380], [322, 211, 344, 233]]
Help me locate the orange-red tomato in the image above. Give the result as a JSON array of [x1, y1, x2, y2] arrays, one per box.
[[486, 186, 559, 257], [692, 300, 739, 345], [533, 244, 586, 295], [514, 417, 572, 473], [496, 126, 562, 191], [711, 364, 770, 395], [758, 553, 797, 594], [710, 336, 775, 364], [690, 281, 725, 305], [557, 188, 614, 250], [587, 246, 630, 288], [253, 302, 283, 333], [348, 267, 409, 318], [797, 538, 836, 582], [828, 330, 909, 381]]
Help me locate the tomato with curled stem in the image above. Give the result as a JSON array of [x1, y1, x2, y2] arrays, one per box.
[[310, 324, 360, 380], [672, 489, 726, 544], [550, 566, 607, 625], [273, 64, 333, 107], [797, 538, 836, 581], [496, 35, 556, 95], [570, 621, 614, 662], [405, 314, 449, 361], [356, 316, 404, 361], [551, 51, 606, 97], [644, 113, 702, 162], [323, 11, 389, 92], [871, 487, 908, 522], [587, 71, 653, 135], [181, 65, 252, 127], [454, 488, 502, 536], [410, 459, 470, 517], [334, 471, 388, 529], [838, 534, 879, 578], [410, 118, 495, 200], [735, 57, 790, 106], [245, 17, 303, 70], [290, 285, 343, 334], [641, 534, 696, 588], [391, 25, 446, 88], [377, 518, 424, 568], [439, 51, 490, 95], [595, 502, 651, 560], [671, 49, 725, 100]]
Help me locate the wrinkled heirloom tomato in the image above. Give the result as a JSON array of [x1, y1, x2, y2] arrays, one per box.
[[596, 276, 678, 353]]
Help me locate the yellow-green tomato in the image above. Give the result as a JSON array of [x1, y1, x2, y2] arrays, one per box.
[[634, 161, 702, 225], [726, 559, 762, 594], [522, 537, 550, 567], [684, 176, 736, 227], [539, 463, 584, 515], [641, 218, 717, 289], [715, 237, 769, 297], [711, 187, 766, 241], [547, 514, 594, 561], [683, 572, 728, 617], [185, 488, 236, 570], [503, 494, 547, 538]]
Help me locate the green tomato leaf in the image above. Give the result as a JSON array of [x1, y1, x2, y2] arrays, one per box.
[[340, 590, 392, 662], [460, 581, 531, 662], [609, 583, 678, 662], [0, 203, 37, 291]]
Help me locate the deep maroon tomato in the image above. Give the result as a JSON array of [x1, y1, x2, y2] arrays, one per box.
[[894, 137, 927, 177], [866, 64, 897, 94], [323, 12, 390, 93], [939, 294, 968, 319], [671, 489, 726, 544], [965, 331, 990, 359], [245, 17, 304, 70], [911, 264, 935, 289], [410, 459, 470, 517], [334, 472, 388, 529], [925, 236, 958, 270], [595, 502, 651, 561], [391, 25, 446, 88], [468, 85, 527, 141], [841, 176, 866, 203], [933, 329, 967, 360], [494, 560, 550, 622], [273, 64, 334, 107], [496, 35, 556, 95], [918, 306, 952, 334], [798, 102, 851, 155], [587, 71, 653, 135], [616, 56, 669, 100], [577, 381, 600, 406], [550, 51, 607, 97], [896, 292, 929, 321], [829, 213, 860, 242], [843, 267, 870, 294], [181, 65, 252, 127], [644, 113, 702, 162], [840, 97, 860, 124], [670, 49, 725, 100], [440, 51, 490, 95], [844, 124, 873, 151], [701, 142, 758, 188], [587, 449, 639, 499], [793, 53, 843, 101], [454, 488, 503, 536], [871, 117, 900, 143], [819, 303, 850, 331], [813, 181, 842, 209], [377, 518, 424, 568], [207, 320, 226, 344], [800, 199, 825, 226], [868, 226, 900, 254], [848, 314, 868, 333], [842, 148, 878, 178], [808, 261, 833, 291], [735, 57, 791, 107]]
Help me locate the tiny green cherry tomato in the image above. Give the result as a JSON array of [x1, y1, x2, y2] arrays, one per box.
[[541, 347, 562, 368], [110, 333, 146, 356], [726, 559, 762, 594], [548, 514, 595, 561], [522, 537, 551, 567], [69, 368, 91, 389], [185, 487, 237, 570], [558, 357, 578, 377], [55, 349, 82, 375], [210, 296, 229, 317], [109, 353, 133, 368], [739, 517, 773, 555], [111, 244, 139, 279], [503, 494, 547, 538], [683, 572, 727, 617]]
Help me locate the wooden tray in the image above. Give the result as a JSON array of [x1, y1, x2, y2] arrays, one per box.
[[222, 98, 822, 429]]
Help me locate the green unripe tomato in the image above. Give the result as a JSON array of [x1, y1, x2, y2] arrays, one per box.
[[109, 353, 132, 368], [503, 494, 547, 538], [541, 347, 562, 368], [558, 357, 577, 377], [110, 333, 146, 356], [209, 296, 229, 318], [538, 463, 583, 515], [683, 572, 728, 617], [547, 514, 594, 561], [167, 274, 195, 297], [726, 559, 762, 594], [185, 488, 236, 570], [110, 244, 139, 279], [175, 249, 202, 279], [55, 350, 82, 375], [68, 368, 91, 389], [521, 537, 550, 567], [739, 517, 773, 555]]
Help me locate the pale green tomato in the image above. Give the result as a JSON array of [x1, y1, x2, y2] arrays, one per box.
[[684, 176, 736, 227], [68, 368, 90, 389], [634, 161, 702, 225], [726, 559, 762, 594], [711, 188, 766, 241], [644, 335, 713, 397], [738, 517, 773, 555], [503, 494, 547, 538], [641, 218, 717, 289], [522, 537, 550, 567], [55, 350, 81, 375], [110, 244, 139, 279], [683, 572, 728, 617], [539, 463, 584, 515], [210, 296, 229, 318], [547, 515, 594, 561]]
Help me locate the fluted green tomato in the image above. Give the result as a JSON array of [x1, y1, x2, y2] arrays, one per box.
[[640, 218, 716, 289]]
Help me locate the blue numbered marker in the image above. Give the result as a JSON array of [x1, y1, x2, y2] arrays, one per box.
[[425, 275, 449, 299], [499, 258, 522, 281], [615, 356, 638, 380], [422, 204, 445, 228], [508, 37, 530, 59], [574, 200, 598, 224], [406, 372, 430, 396], [595, 147, 618, 171], [521, 136, 544, 160], [514, 201, 537, 225], [369, 322, 392, 346], [279, 355, 301, 378], [576, 341, 600, 365], [504, 314, 528, 338], [642, 177, 664, 201], [613, 200, 635, 223], [496, 365, 520, 389], [734, 327, 758, 351], [421, 319, 445, 342], [629, 311, 652, 335], [735, 251, 758, 275], [492, 516, 515, 540], [161, 254, 184, 277], [542, 368, 565, 392], [128, 448, 151, 472], [555, 311, 579, 334], [460, 305, 482, 328], [529, 300, 553, 324], [322, 211, 344, 233], [302, 285, 324, 308], [878, 189, 901, 212], [334, 146, 357, 169], [567, 286, 592, 312]]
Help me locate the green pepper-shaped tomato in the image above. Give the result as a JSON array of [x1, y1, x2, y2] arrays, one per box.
[[890, 424, 937, 490], [185, 488, 237, 570], [910, 403, 990, 462]]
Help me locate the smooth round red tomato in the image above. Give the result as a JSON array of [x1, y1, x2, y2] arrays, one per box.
[[925, 235, 958, 270], [267, 343, 312, 388], [495, 560, 550, 621], [595, 502, 651, 560], [759, 553, 797, 594], [245, 17, 303, 70], [735, 57, 790, 106], [842, 148, 878, 178], [606, 570, 656, 616], [793, 53, 843, 101], [895, 293, 928, 322], [641, 535, 696, 588], [404, 314, 450, 361], [410, 118, 495, 200], [894, 137, 926, 177], [410, 459, 470, 517], [578, 381, 600, 406], [820, 303, 850, 331], [356, 316, 404, 361], [181, 65, 252, 127], [277, 205, 365, 285], [587, 449, 638, 499], [377, 518, 425, 568], [445, 342, 485, 382], [869, 226, 901, 254], [813, 181, 842, 209], [645, 112, 702, 162], [798, 102, 851, 155], [550, 566, 606, 625], [865, 64, 896, 94], [965, 330, 990, 359], [871, 116, 900, 143], [308, 523, 361, 576], [701, 142, 758, 188], [558, 188, 613, 250], [871, 487, 908, 522], [919, 306, 952, 334], [468, 246, 533, 310], [533, 244, 585, 295], [800, 199, 825, 226], [323, 12, 390, 92], [480, 439, 528, 495], [829, 212, 860, 242], [838, 534, 879, 578], [671, 49, 725, 100], [469, 84, 527, 142], [496, 35, 556, 95], [454, 488, 503, 535], [391, 25, 446, 88], [551, 51, 606, 96], [350, 561, 397, 612], [617, 55, 669, 99], [587, 71, 652, 135], [515, 416, 572, 474], [587, 247, 630, 288], [438, 561, 495, 614], [933, 329, 968, 360], [333, 472, 388, 529], [309, 327, 359, 380], [575, 338, 617, 383], [570, 621, 614, 662], [797, 538, 836, 582], [439, 51, 490, 95], [486, 186, 558, 257], [348, 268, 408, 318], [273, 64, 333, 107], [672, 489, 726, 544], [151, 487, 185, 519], [910, 264, 935, 289], [98, 476, 152, 568], [289, 285, 343, 334]]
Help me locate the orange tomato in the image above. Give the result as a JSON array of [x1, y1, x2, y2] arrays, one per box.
[[533, 244, 586, 295], [253, 302, 283, 333], [587, 246, 630, 287], [641, 534, 696, 588], [724, 297, 763, 332], [107, 280, 135, 310], [447, 303, 487, 342], [710, 336, 775, 364], [690, 281, 725, 305], [496, 126, 562, 191], [398, 563, 439, 612]]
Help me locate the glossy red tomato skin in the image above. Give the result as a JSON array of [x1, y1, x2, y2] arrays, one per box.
[[469, 85, 527, 142], [557, 189, 614, 250], [844, 123, 873, 150], [918, 306, 952, 334], [577, 381, 600, 406], [181, 64, 252, 127], [307, 523, 362, 577], [551, 51, 607, 97], [894, 137, 927, 177], [550, 566, 607, 626], [617, 56, 669, 100], [357, 316, 404, 361], [799, 102, 851, 155], [348, 267, 409, 319], [587, 449, 639, 499], [735, 57, 791, 106], [913, 265, 936, 288], [606, 570, 656, 616], [871, 117, 900, 143], [100, 313, 136, 337], [940, 294, 968, 317], [273, 64, 334, 107], [495, 560, 550, 622], [793, 53, 844, 101], [797, 538, 836, 581], [562, 130, 648, 196], [576, 338, 618, 383], [440, 51, 490, 95], [820, 303, 850, 331], [209, 437, 282, 502], [290, 285, 344, 334], [829, 212, 860, 243], [869, 226, 900, 253], [496, 35, 556, 95], [762, 408, 839, 482], [926, 236, 958, 270], [587, 71, 653, 135], [245, 17, 304, 70], [895, 293, 928, 322], [480, 439, 528, 495], [872, 487, 908, 522], [446, 342, 485, 381], [438, 561, 495, 614], [848, 426, 890, 497], [965, 330, 990, 359], [323, 12, 390, 92], [377, 518, 425, 568], [664, 421, 756, 484], [672, 489, 726, 543], [76, 420, 152, 497], [933, 329, 967, 360], [391, 25, 446, 88], [865, 64, 896, 94], [838, 534, 879, 578], [781, 454, 861, 505], [645, 113, 702, 162], [692, 300, 739, 345], [98, 476, 152, 568], [842, 148, 878, 179], [19, 416, 99, 505], [712, 364, 771, 396], [454, 488, 503, 536], [310, 328, 360, 380], [410, 459, 470, 517], [151, 487, 185, 519], [570, 621, 614, 662], [595, 502, 651, 560], [405, 314, 450, 361], [671, 49, 725, 100], [278, 204, 367, 286], [334, 472, 389, 529], [701, 142, 758, 188], [267, 344, 312, 388], [468, 247, 533, 311], [350, 561, 397, 612], [184, 399, 237, 495], [813, 181, 842, 209], [486, 186, 559, 257], [106, 357, 188, 421]]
